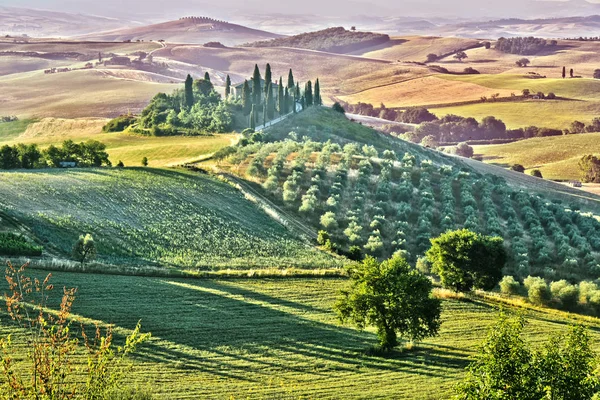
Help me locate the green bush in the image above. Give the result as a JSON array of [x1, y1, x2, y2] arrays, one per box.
[[103, 115, 137, 132], [499, 276, 520, 295], [524, 276, 550, 306]]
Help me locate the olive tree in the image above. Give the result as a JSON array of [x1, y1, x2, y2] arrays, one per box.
[[335, 256, 441, 351], [72, 233, 97, 266]]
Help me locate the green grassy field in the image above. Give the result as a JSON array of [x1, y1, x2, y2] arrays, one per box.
[[0, 168, 336, 270], [0, 119, 238, 167], [473, 133, 600, 181], [429, 75, 600, 129], [2, 270, 599, 399]]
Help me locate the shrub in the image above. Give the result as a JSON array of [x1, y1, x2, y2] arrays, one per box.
[[332, 102, 346, 114], [529, 169, 543, 178], [0, 233, 43, 256], [550, 280, 579, 310], [510, 164, 525, 173], [320, 212, 338, 229], [547, 92, 556, 99], [499, 276, 521, 295], [103, 115, 136, 132], [524, 276, 550, 305]]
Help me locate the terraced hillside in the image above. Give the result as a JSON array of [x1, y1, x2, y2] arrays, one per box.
[[0, 168, 337, 270]]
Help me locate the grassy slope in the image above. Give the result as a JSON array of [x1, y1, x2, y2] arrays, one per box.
[[2, 271, 599, 399], [473, 133, 600, 181], [0, 118, 238, 167], [430, 74, 600, 129], [0, 168, 335, 269]]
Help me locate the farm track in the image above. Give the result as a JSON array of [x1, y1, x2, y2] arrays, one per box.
[[219, 172, 317, 240]]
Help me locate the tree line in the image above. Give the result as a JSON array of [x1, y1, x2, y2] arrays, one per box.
[[241, 64, 322, 130], [0, 140, 111, 169]]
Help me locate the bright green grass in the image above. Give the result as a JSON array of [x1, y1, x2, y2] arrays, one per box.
[[0, 168, 337, 269], [474, 133, 600, 181], [2, 271, 600, 399], [431, 75, 600, 129], [266, 107, 449, 164], [0, 119, 35, 141]]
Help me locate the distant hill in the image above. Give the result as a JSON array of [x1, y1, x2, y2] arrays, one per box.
[[0, 6, 136, 37], [244, 27, 390, 54], [79, 16, 282, 46]]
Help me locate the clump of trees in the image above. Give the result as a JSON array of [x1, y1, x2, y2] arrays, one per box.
[[244, 27, 390, 53], [335, 255, 441, 351], [515, 57, 531, 67], [495, 36, 551, 55], [426, 229, 506, 292], [0, 140, 111, 169], [455, 313, 598, 399]]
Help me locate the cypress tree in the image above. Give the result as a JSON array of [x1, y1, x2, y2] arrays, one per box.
[[250, 105, 256, 130], [242, 80, 252, 114], [305, 81, 313, 107], [287, 69, 294, 90], [264, 64, 272, 95], [562, 66, 566, 79], [204, 71, 211, 82], [295, 83, 300, 100], [570, 68, 574, 78], [263, 103, 268, 125], [284, 87, 290, 114], [225, 75, 231, 98], [277, 77, 284, 114], [252, 64, 262, 106], [314, 78, 321, 106], [184, 74, 194, 108], [301, 96, 306, 110], [292, 87, 297, 114], [266, 82, 275, 119]]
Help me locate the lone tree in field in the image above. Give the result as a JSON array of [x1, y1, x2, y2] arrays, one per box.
[[510, 164, 525, 173], [335, 255, 441, 351], [570, 68, 574, 78], [184, 74, 194, 108], [529, 169, 543, 178], [426, 53, 438, 62], [562, 66, 566, 78], [454, 51, 468, 61], [225, 75, 231, 98], [515, 58, 531, 67], [426, 229, 506, 292], [579, 154, 600, 183], [332, 102, 346, 114], [141, 156, 148, 166], [72, 234, 97, 266]]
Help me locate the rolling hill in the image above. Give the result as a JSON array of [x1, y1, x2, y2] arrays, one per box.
[[79, 16, 282, 46]]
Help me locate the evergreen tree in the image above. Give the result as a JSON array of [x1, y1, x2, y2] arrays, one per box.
[[249, 105, 256, 130], [284, 87, 290, 114], [264, 63, 272, 95], [204, 71, 211, 82], [184, 74, 194, 108], [570, 68, 574, 78], [242, 80, 252, 115], [252, 64, 262, 106], [277, 77, 284, 114], [562, 66, 566, 79], [305, 81, 313, 107], [263, 104, 267, 125], [287, 69, 294, 89], [225, 75, 231, 98], [266, 82, 275, 119], [314, 78, 321, 106], [295, 83, 301, 100]]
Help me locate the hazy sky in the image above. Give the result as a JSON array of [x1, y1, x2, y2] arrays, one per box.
[[4, 0, 598, 20]]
